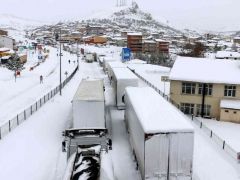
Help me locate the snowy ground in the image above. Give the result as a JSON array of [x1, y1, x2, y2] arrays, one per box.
[[0, 46, 77, 125], [0, 44, 240, 180], [197, 117, 240, 153]]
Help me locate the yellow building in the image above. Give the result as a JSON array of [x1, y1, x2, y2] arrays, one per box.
[[169, 57, 240, 123]]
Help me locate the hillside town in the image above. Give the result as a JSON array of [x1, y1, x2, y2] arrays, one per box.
[[0, 1, 240, 180]]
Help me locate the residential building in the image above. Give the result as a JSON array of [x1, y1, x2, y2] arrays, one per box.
[[142, 40, 156, 53], [233, 37, 240, 44], [0, 29, 8, 36], [169, 57, 240, 123], [155, 39, 170, 55], [127, 32, 142, 53], [0, 36, 15, 49], [86, 25, 105, 36], [215, 51, 240, 60], [84, 36, 107, 44]]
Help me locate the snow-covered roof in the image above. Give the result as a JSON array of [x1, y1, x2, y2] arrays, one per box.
[[143, 40, 156, 44], [0, 47, 10, 52], [125, 59, 146, 64], [169, 56, 240, 84], [234, 37, 240, 40], [107, 61, 126, 69], [126, 87, 194, 133], [127, 32, 142, 36], [220, 99, 240, 110], [155, 39, 170, 43], [113, 67, 138, 80], [215, 51, 240, 59], [73, 79, 104, 101]]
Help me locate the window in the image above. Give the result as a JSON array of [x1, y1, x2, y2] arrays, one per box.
[[234, 111, 237, 114], [224, 85, 236, 97], [225, 110, 229, 113], [180, 103, 194, 114], [196, 104, 211, 116], [198, 83, 213, 96], [182, 83, 196, 94]]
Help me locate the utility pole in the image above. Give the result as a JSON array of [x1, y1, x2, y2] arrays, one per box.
[[59, 29, 62, 96], [77, 39, 79, 69]]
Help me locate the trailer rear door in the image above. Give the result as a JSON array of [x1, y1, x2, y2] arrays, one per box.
[[145, 134, 169, 180], [169, 133, 193, 180]]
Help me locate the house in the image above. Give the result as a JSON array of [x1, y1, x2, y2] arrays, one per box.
[[127, 32, 142, 53], [215, 51, 240, 60], [84, 36, 107, 44], [0, 36, 15, 49], [233, 37, 240, 44], [0, 29, 8, 36], [86, 25, 105, 36], [142, 40, 156, 53], [169, 56, 240, 123]]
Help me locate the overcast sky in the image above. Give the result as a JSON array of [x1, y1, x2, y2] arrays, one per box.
[[0, 0, 240, 31]]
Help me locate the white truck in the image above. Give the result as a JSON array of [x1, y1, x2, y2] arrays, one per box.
[[106, 61, 127, 78], [85, 53, 94, 63], [63, 79, 109, 158], [102, 57, 115, 72], [125, 87, 194, 180], [112, 68, 138, 109]]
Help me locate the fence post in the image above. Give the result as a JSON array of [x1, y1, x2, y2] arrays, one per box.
[[210, 130, 213, 137], [44, 95, 46, 103], [200, 122, 203, 128], [17, 114, 19, 125], [24, 110, 26, 120], [191, 114, 194, 121], [223, 141, 225, 149], [31, 105, 33, 115], [40, 98, 42, 107], [9, 120, 11, 132], [36, 102, 38, 111]]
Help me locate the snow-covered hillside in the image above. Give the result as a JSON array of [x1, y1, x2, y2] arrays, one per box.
[[0, 14, 45, 31], [82, 2, 182, 35]]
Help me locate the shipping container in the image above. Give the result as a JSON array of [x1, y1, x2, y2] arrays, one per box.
[[72, 79, 105, 130], [112, 68, 138, 109], [106, 61, 127, 78], [125, 87, 194, 180]]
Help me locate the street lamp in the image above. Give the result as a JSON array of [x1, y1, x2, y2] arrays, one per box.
[[55, 29, 62, 96]]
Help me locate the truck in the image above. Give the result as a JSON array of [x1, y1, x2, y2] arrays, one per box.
[[112, 68, 138, 109], [85, 53, 94, 63], [125, 87, 194, 180], [106, 61, 126, 78], [62, 78, 110, 159], [102, 57, 115, 72]]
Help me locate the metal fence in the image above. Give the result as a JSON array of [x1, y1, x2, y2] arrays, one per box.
[[131, 69, 240, 161], [0, 65, 79, 140]]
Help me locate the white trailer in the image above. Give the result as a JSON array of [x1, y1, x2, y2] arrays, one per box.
[[85, 53, 94, 63], [106, 61, 127, 78], [112, 68, 138, 109], [72, 79, 105, 130], [103, 57, 115, 72], [125, 87, 194, 180]]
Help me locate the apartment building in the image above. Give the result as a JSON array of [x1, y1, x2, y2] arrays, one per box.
[[169, 57, 240, 123], [127, 32, 142, 53], [155, 39, 170, 55], [142, 40, 156, 53]]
